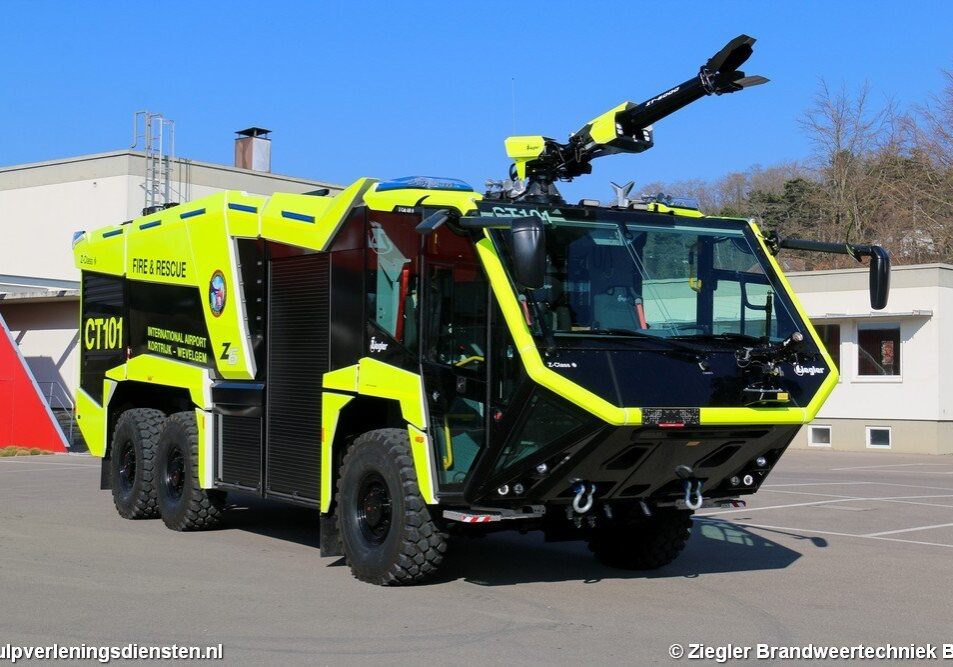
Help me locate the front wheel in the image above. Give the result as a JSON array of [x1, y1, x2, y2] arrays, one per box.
[[336, 428, 447, 585], [155, 412, 226, 531], [588, 508, 694, 570]]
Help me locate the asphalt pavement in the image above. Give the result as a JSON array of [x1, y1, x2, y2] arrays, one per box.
[[2, 448, 952, 664]]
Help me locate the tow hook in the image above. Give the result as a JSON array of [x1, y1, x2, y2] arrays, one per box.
[[571, 481, 596, 514], [675, 464, 704, 511], [683, 479, 704, 510]]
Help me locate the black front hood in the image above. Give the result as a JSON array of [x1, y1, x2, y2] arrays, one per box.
[[464, 385, 801, 506], [541, 341, 829, 408]]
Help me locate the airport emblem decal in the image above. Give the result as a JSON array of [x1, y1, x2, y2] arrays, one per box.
[[209, 270, 227, 317]]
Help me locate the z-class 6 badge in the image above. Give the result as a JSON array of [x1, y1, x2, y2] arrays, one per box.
[[209, 270, 227, 317]]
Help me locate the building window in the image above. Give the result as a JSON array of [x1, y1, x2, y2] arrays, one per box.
[[808, 425, 832, 447], [814, 324, 840, 369], [866, 426, 892, 449], [857, 323, 901, 376]]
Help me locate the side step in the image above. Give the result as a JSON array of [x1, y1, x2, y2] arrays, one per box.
[[443, 505, 545, 524]]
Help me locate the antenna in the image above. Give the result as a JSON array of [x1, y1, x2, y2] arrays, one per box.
[[510, 77, 517, 134], [131, 111, 177, 214]]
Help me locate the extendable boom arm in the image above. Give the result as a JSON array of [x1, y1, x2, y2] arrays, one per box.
[[505, 34, 769, 191]]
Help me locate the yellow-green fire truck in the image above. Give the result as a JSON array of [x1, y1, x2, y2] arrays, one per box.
[[73, 35, 890, 584]]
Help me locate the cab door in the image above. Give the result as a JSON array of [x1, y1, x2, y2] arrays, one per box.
[[420, 229, 489, 492]]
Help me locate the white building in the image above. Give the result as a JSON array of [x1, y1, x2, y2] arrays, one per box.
[[0, 141, 340, 446], [789, 264, 953, 455]]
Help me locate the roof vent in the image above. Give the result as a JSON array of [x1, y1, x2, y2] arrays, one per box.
[[234, 127, 272, 172]]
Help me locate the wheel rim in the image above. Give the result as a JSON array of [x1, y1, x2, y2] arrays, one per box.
[[164, 446, 185, 501], [118, 440, 136, 494], [357, 472, 392, 545]]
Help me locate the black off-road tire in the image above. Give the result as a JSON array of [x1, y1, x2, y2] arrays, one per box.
[[110, 408, 166, 519], [337, 428, 447, 585], [155, 412, 226, 531], [589, 509, 694, 570]]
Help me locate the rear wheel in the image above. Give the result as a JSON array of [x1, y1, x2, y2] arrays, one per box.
[[589, 508, 694, 570], [337, 428, 447, 585], [155, 412, 226, 531], [110, 408, 166, 519]]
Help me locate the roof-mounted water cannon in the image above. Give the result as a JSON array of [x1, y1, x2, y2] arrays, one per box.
[[494, 34, 768, 204]]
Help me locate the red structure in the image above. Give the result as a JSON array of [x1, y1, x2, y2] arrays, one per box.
[[0, 313, 68, 452]]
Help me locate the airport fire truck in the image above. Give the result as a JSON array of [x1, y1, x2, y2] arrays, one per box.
[[73, 35, 890, 584]]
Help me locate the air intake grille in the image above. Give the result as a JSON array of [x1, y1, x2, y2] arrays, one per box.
[[265, 253, 329, 502], [219, 415, 262, 490], [83, 271, 125, 307]]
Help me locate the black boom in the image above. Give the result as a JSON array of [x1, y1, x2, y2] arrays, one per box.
[[512, 34, 768, 202]]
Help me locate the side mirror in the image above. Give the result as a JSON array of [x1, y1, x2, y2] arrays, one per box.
[[509, 218, 546, 289], [868, 245, 890, 310], [775, 235, 890, 311]]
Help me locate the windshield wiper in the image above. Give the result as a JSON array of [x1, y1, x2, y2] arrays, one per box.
[[571, 328, 709, 360], [672, 332, 768, 345]]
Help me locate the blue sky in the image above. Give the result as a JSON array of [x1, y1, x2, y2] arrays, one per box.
[[2, 1, 951, 202]]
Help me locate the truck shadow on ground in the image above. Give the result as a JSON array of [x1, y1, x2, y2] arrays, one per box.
[[436, 518, 821, 586], [222, 496, 823, 586], [222, 495, 321, 549]]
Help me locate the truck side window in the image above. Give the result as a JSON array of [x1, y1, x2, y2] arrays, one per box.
[[365, 214, 419, 348], [424, 264, 487, 373], [422, 228, 489, 487]]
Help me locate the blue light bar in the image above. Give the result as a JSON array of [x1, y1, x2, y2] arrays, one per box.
[[377, 176, 473, 192]]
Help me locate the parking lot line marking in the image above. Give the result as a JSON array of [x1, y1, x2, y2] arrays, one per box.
[[848, 470, 953, 476], [861, 481, 953, 492], [762, 489, 862, 498], [771, 480, 953, 493], [828, 463, 952, 471], [880, 499, 953, 509], [695, 518, 859, 538], [0, 458, 98, 466], [699, 499, 864, 515], [695, 518, 953, 551], [0, 464, 94, 474], [700, 494, 953, 516], [863, 522, 953, 537], [764, 482, 876, 487], [765, 490, 953, 508]]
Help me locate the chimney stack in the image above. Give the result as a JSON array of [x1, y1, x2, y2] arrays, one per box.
[[234, 127, 272, 172]]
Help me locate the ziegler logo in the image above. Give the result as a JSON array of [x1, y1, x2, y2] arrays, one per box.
[[546, 361, 578, 369], [369, 336, 388, 353], [794, 364, 826, 377]]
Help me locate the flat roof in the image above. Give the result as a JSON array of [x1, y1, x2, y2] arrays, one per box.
[[0, 289, 79, 303], [0, 150, 342, 193], [808, 309, 934, 320], [0, 274, 80, 291], [789, 263, 953, 292]]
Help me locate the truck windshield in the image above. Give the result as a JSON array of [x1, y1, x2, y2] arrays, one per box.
[[494, 218, 801, 343]]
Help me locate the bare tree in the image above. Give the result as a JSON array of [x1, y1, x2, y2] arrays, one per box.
[[798, 80, 894, 247], [628, 72, 953, 267]]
